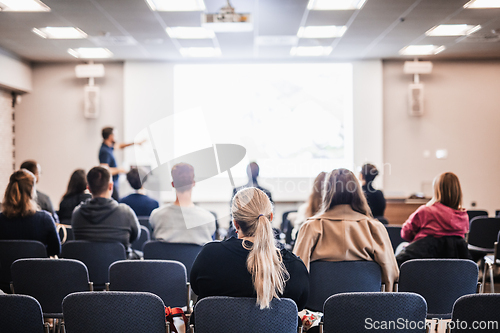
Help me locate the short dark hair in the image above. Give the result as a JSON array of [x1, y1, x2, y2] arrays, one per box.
[[102, 127, 114, 140], [20, 160, 38, 175], [127, 168, 146, 190], [360, 163, 379, 183], [247, 162, 259, 180], [87, 166, 111, 196], [171, 163, 194, 192]]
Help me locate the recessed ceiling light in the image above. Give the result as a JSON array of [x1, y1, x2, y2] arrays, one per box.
[[290, 46, 333, 56], [307, 0, 366, 10], [166, 27, 215, 39], [32, 27, 88, 39], [180, 47, 222, 57], [297, 26, 347, 38], [399, 45, 445, 56], [145, 0, 205, 11], [464, 0, 500, 8], [0, 0, 50, 12], [68, 48, 113, 59], [426, 24, 481, 36]]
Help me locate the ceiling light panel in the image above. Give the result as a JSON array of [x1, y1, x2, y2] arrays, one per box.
[[0, 0, 50, 11], [166, 27, 215, 39], [68, 48, 113, 59], [464, 0, 500, 8], [180, 47, 221, 57], [145, 0, 205, 11], [290, 46, 333, 56], [307, 0, 367, 10], [426, 24, 481, 36], [399, 45, 445, 55], [297, 25, 347, 38], [32, 27, 88, 39]]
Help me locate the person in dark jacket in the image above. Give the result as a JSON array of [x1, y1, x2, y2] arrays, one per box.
[[120, 168, 158, 217], [58, 169, 92, 223], [360, 163, 386, 220], [71, 167, 140, 255]]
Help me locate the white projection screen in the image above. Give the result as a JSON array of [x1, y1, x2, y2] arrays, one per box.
[[124, 61, 382, 202]]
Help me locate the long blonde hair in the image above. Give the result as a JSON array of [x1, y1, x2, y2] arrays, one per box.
[[428, 172, 463, 210], [305, 171, 326, 218], [231, 187, 289, 309], [2, 169, 38, 218]]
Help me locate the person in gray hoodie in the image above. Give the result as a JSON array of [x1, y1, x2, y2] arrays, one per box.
[[71, 166, 140, 256]]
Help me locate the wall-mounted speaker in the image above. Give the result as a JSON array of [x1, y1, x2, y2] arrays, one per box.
[[83, 85, 100, 118], [408, 83, 424, 116]]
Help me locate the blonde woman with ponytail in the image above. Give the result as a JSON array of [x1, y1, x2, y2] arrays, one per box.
[[190, 187, 309, 315], [0, 169, 60, 259]]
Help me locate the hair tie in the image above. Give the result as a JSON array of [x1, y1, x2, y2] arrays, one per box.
[[258, 214, 264, 218]]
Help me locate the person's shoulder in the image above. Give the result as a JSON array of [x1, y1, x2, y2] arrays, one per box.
[[37, 191, 50, 201], [35, 210, 55, 223], [280, 248, 308, 270]]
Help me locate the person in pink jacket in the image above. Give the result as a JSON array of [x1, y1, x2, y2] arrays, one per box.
[[396, 172, 470, 266]]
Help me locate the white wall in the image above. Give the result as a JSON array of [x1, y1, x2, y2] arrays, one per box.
[[383, 60, 500, 215], [15, 62, 124, 207], [0, 89, 14, 195], [0, 48, 32, 93]]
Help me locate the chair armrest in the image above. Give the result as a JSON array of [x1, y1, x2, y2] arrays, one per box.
[[494, 242, 498, 262], [381, 283, 386, 292], [105, 282, 109, 291], [10, 282, 14, 294], [393, 282, 398, 292], [319, 322, 323, 333], [44, 322, 51, 333], [89, 282, 94, 291], [189, 324, 194, 333], [186, 282, 192, 314], [477, 282, 483, 293], [465, 232, 469, 243]]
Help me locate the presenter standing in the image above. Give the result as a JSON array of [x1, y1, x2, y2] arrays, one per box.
[[99, 127, 142, 201]]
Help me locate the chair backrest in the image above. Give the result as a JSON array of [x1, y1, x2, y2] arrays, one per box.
[[62, 291, 166, 333], [0, 294, 46, 333], [137, 216, 153, 235], [11, 258, 90, 316], [451, 294, 500, 332], [131, 225, 150, 251], [194, 296, 298, 333], [306, 260, 382, 312], [467, 210, 488, 222], [108, 260, 187, 308], [323, 292, 427, 333], [468, 217, 500, 251], [385, 226, 404, 252], [398, 259, 478, 318], [0, 240, 47, 293], [281, 210, 297, 245], [60, 241, 126, 290], [143, 241, 202, 281]]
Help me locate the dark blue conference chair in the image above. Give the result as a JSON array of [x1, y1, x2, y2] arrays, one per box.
[[482, 230, 500, 293], [306, 260, 383, 312], [131, 225, 150, 252], [385, 225, 405, 252], [466, 210, 488, 222], [451, 294, 500, 332], [0, 294, 50, 333], [194, 296, 298, 333]]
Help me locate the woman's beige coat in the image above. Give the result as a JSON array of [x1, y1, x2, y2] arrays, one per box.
[[293, 204, 399, 292]]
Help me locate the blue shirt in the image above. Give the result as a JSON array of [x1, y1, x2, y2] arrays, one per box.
[[120, 193, 159, 217], [99, 143, 118, 185]]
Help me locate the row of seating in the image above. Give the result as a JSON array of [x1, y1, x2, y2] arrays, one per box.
[[2, 291, 499, 333]]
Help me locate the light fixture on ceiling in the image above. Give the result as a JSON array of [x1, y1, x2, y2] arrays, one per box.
[[202, 0, 253, 32], [399, 45, 445, 56], [464, 0, 500, 8], [68, 48, 113, 59], [297, 25, 347, 38], [425, 24, 481, 36], [145, 0, 205, 11], [32, 27, 88, 39], [290, 46, 333, 56], [166, 27, 215, 39], [0, 0, 50, 11], [180, 47, 222, 57], [307, 0, 367, 10]]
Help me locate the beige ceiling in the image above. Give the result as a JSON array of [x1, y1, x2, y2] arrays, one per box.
[[1, 0, 500, 62]]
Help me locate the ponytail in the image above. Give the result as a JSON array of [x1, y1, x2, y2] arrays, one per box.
[[2, 169, 37, 218], [232, 188, 289, 309]]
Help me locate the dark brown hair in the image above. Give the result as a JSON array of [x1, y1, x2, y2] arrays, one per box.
[[63, 169, 87, 199], [87, 167, 111, 196], [433, 172, 463, 210], [171, 163, 194, 192], [360, 163, 379, 183], [305, 171, 326, 218], [322, 168, 372, 217], [2, 169, 38, 218], [127, 168, 145, 190], [102, 127, 114, 140], [20, 160, 39, 176]]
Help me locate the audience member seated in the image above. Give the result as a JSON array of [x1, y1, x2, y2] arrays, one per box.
[[291, 171, 326, 240], [294, 168, 398, 292], [0, 169, 60, 256], [360, 163, 386, 220], [396, 172, 470, 266], [20, 160, 59, 223], [150, 163, 215, 245], [71, 167, 140, 258], [119, 168, 159, 217], [58, 169, 92, 224], [190, 187, 309, 325]]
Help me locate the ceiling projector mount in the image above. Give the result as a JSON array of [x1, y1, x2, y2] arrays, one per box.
[[404, 59, 432, 117], [75, 61, 104, 119], [202, 0, 253, 32]]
